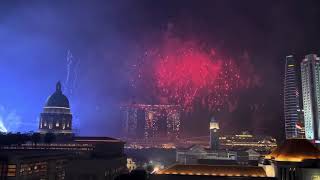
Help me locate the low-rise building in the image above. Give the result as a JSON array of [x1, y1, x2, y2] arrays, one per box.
[[154, 164, 274, 180], [176, 145, 237, 164], [0, 151, 71, 180], [260, 139, 320, 180], [0, 136, 127, 180]]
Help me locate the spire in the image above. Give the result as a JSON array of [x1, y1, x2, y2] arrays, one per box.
[[56, 81, 62, 92]]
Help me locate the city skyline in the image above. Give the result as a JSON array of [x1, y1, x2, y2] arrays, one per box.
[[1, 1, 320, 140], [1, 1, 320, 180]]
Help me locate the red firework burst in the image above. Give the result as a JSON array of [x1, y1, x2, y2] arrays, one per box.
[[131, 37, 242, 112], [154, 43, 240, 111]]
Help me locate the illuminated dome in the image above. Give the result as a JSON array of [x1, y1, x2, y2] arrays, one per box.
[[39, 81, 72, 134], [266, 139, 320, 162], [45, 82, 70, 108]]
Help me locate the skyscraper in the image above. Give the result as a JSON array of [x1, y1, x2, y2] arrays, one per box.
[[284, 55, 301, 139], [301, 54, 320, 142]]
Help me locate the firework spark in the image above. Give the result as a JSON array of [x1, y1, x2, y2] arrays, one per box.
[[131, 36, 243, 112], [154, 42, 241, 111]]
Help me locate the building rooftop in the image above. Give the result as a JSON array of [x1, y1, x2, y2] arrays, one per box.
[[265, 139, 320, 162], [0, 150, 72, 160], [73, 136, 124, 143], [157, 164, 267, 177], [45, 82, 70, 108]]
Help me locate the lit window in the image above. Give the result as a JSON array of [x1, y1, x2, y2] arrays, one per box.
[[56, 122, 59, 127], [7, 164, 16, 177]]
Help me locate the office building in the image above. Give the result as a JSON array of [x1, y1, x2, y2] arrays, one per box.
[[219, 132, 277, 152], [39, 82, 72, 134], [0, 137, 127, 180], [301, 54, 320, 141], [184, 131, 277, 153], [0, 151, 71, 180], [284, 55, 303, 139]]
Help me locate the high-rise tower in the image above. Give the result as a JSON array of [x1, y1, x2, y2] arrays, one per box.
[[209, 117, 219, 150], [301, 54, 320, 142], [284, 55, 301, 139]]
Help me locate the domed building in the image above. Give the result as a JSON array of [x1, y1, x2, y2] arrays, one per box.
[[261, 139, 320, 179], [39, 82, 72, 134]]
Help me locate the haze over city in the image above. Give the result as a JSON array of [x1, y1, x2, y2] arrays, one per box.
[[1, 0, 320, 139], [2, 1, 320, 180]]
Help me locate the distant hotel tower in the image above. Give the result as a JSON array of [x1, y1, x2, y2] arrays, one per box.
[[120, 104, 181, 141], [39, 82, 72, 134], [301, 54, 320, 142], [209, 117, 219, 150], [284, 55, 301, 139]]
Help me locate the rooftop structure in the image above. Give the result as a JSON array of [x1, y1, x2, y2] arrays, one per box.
[[157, 164, 267, 177], [261, 139, 320, 180], [39, 82, 72, 134], [176, 144, 237, 164], [265, 139, 320, 162]]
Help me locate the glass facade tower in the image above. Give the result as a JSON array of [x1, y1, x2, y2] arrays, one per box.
[[301, 54, 320, 141], [284, 55, 300, 139]]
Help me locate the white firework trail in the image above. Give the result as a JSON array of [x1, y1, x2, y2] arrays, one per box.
[[71, 58, 80, 95], [64, 50, 80, 97], [65, 50, 73, 93], [0, 119, 7, 133]]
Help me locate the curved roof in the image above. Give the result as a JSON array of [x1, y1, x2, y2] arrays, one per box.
[[45, 82, 70, 108], [157, 164, 266, 177], [266, 139, 320, 162]]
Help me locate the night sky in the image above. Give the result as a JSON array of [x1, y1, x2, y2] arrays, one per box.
[[1, 0, 320, 140]]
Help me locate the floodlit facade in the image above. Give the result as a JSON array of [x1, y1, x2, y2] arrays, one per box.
[[219, 132, 277, 152], [284, 55, 302, 139], [301, 54, 320, 141], [126, 158, 137, 172], [262, 139, 320, 180], [155, 164, 270, 179], [209, 117, 219, 150], [39, 82, 72, 134]]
